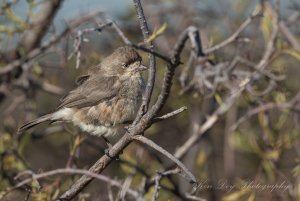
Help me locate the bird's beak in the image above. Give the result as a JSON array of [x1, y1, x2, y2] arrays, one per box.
[[137, 65, 148, 72]]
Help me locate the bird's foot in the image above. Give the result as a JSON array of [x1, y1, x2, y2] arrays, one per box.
[[104, 148, 121, 160], [102, 136, 120, 160], [124, 125, 133, 133]]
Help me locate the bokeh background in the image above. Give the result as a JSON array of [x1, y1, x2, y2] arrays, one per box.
[[0, 0, 299, 200]]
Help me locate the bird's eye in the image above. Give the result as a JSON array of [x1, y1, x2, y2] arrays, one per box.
[[121, 63, 128, 68]]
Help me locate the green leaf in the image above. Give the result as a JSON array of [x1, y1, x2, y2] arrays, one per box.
[[247, 193, 256, 201], [260, 4, 273, 42], [145, 22, 167, 43], [282, 49, 300, 61], [222, 189, 250, 201]]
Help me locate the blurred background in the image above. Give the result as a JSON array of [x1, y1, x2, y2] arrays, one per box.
[[0, 0, 299, 200]]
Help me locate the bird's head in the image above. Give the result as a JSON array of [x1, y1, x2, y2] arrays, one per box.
[[100, 46, 147, 78]]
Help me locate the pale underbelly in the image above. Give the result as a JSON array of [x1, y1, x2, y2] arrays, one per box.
[[51, 105, 131, 141]]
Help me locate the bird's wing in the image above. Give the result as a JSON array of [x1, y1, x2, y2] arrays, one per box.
[[75, 64, 101, 85], [57, 75, 120, 109]]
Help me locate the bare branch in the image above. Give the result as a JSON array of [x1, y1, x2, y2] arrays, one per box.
[[58, 135, 132, 200], [152, 106, 187, 123], [204, 11, 262, 54], [106, 20, 171, 63], [0, 11, 102, 81], [68, 21, 113, 69], [133, 135, 197, 185], [143, 26, 201, 122], [3, 168, 145, 201], [173, 1, 280, 161], [174, 78, 250, 159], [150, 169, 181, 201], [20, 0, 63, 52], [279, 21, 300, 53], [230, 91, 300, 132], [133, 0, 156, 121], [120, 174, 134, 201], [185, 194, 207, 201]]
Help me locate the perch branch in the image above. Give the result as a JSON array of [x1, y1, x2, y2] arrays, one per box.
[[133, 0, 156, 121]]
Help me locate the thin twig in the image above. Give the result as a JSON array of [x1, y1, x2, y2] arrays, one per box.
[[150, 168, 182, 201], [107, 20, 171, 63], [152, 106, 187, 123], [185, 194, 207, 201], [173, 2, 279, 161], [3, 168, 145, 201], [151, 173, 162, 201], [107, 183, 114, 201], [230, 91, 300, 131], [279, 21, 300, 53], [20, 0, 63, 52], [133, 135, 197, 185], [174, 77, 250, 159], [142, 26, 199, 122], [120, 174, 133, 201], [68, 21, 113, 69], [58, 135, 132, 200], [133, 0, 156, 121], [227, 56, 285, 81], [180, 52, 195, 87], [204, 11, 261, 54], [0, 11, 102, 76]]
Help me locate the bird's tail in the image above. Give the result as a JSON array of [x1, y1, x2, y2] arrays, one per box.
[[18, 114, 53, 135]]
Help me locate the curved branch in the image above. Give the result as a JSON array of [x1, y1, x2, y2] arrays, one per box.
[[20, 0, 63, 52], [204, 11, 261, 54], [133, 135, 197, 185], [3, 168, 144, 201]]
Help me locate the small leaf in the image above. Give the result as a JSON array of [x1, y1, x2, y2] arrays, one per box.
[[214, 93, 223, 105], [262, 160, 275, 181], [222, 189, 249, 201], [31, 179, 41, 191], [0, 191, 6, 200], [196, 149, 207, 168], [264, 149, 280, 160], [282, 49, 300, 61], [292, 164, 300, 177], [0, 133, 13, 154], [231, 131, 252, 153], [145, 22, 167, 43], [260, 4, 273, 42], [274, 92, 286, 103], [4, 6, 27, 29], [247, 193, 256, 201], [51, 188, 60, 200]]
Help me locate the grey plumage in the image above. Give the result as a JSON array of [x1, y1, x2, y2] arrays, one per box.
[[18, 114, 53, 134]]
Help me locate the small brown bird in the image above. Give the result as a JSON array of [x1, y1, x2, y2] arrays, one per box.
[[18, 46, 146, 143]]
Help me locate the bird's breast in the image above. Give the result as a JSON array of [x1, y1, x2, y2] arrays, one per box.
[[56, 76, 144, 139]]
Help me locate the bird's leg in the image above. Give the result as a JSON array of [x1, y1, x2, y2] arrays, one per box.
[[124, 121, 134, 133], [102, 136, 112, 152], [102, 136, 119, 160], [124, 125, 132, 133]]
